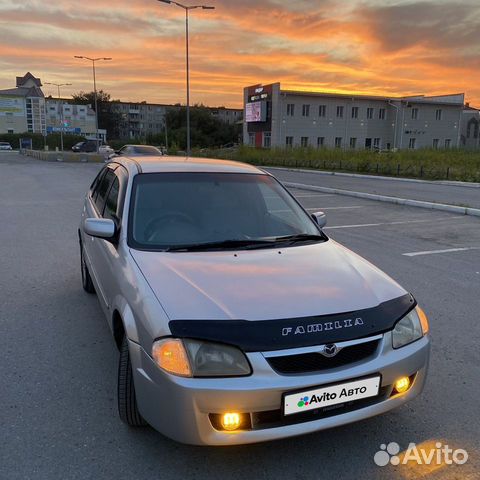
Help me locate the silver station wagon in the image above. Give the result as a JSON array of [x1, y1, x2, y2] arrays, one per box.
[[79, 156, 430, 445]]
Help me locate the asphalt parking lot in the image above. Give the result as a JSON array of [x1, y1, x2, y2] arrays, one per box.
[[1, 152, 479, 480], [266, 167, 480, 209]]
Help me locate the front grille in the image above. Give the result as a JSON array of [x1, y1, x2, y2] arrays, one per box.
[[266, 339, 380, 374]]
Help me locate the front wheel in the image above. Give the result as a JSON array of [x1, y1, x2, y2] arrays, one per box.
[[118, 336, 147, 427], [80, 241, 95, 294]]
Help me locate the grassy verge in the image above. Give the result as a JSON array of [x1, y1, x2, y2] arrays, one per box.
[[192, 146, 480, 182]]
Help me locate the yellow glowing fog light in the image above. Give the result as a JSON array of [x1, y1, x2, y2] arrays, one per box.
[[394, 376, 411, 394], [221, 413, 241, 431]]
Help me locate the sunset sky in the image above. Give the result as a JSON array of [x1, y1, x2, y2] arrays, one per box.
[[1, 0, 479, 108]]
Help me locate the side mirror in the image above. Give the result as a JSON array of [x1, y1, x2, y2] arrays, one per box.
[[311, 211, 327, 228], [84, 218, 116, 240]]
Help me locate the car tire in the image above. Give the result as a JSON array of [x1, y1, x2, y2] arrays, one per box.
[[80, 242, 95, 294], [118, 336, 147, 427]]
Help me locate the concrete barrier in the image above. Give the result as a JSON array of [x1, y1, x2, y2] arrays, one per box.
[[284, 181, 480, 218], [24, 149, 105, 163]]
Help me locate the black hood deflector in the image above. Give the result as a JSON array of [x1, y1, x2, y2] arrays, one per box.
[[168, 293, 416, 352]]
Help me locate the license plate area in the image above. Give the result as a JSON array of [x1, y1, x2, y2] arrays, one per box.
[[283, 375, 381, 416]]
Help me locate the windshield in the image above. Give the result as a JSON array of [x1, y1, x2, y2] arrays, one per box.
[[128, 172, 325, 251]]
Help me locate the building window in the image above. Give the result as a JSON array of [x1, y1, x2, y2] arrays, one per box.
[[248, 133, 255, 146], [263, 132, 271, 148], [433, 138, 439, 149], [379, 108, 386, 120], [286, 104, 295, 116], [367, 108, 374, 119], [317, 137, 325, 148], [302, 105, 310, 117], [436, 109, 442, 120], [7, 129, 14, 134], [350, 137, 357, 149], [373, 138, 381, 150], [336, 106, 344, 118], [351, 107, 359, 119], [319, 105, 326, 117], [445, 139, 451, 148], [286, 136, 293, 147], [300, 136, 309, 147], [409, 138, 416, 149], [411, 108, 418, 120], [335, 137, 342, 148]]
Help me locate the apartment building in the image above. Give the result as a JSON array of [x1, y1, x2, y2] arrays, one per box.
[[45, 98, 105, 140], [110, 102, 242, 140]]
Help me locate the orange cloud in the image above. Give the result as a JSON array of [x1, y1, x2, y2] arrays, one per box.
[[0, 0, 479, 107]]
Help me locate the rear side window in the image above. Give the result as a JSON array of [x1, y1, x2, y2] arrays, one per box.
[[103, 177, 120, 220], [94, 169, 115, 213]]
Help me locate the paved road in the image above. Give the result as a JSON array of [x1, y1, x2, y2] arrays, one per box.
[[265, 167, 480, 209], [1, 153, 479, 479]]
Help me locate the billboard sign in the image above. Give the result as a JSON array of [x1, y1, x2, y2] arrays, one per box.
[[245, 101, 266, 123], [19, 138, 33, 150], [0, 96, 24, 116]]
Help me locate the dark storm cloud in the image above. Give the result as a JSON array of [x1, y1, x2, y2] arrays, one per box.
[[358, 1, 480, 52]]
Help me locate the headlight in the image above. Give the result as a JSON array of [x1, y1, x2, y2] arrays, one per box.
[[392, 306, 429, 349], [152, 338, 251, 377]]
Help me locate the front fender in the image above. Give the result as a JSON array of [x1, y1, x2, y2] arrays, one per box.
[[111, 295, 139, 344]]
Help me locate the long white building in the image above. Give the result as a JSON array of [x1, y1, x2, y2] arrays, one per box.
[[243, 83, 466, 150]]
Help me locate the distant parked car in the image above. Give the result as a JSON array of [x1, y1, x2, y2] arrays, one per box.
[[98, 145, 114, 155], [72, 140, 97, 153], [0, 142, 13, 151], [111, 145, 163, 157]]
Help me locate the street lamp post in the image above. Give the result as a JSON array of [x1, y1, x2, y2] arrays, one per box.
[[74, 56, 112, 151], [45, 82, 72, 152], [158, 1, 214, 156]]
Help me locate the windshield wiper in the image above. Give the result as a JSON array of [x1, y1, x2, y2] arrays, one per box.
[[271, 233, 326, 245], [165, 234, 326, 252], [165, 239, 277, 252]]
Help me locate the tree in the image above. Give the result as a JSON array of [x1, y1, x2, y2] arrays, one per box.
[[164, 105, 241, 150], [71, 90, 122, 139]]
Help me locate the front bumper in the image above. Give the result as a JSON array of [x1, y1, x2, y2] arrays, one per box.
[[130, 333, 430, 445]]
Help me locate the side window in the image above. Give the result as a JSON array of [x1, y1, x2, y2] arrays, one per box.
[[103, 177, 120, 220], [90, 167, 107, 194], [94, 169, 115, 213]]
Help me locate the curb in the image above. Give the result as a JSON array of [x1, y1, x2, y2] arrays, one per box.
[[266, 166, 480, 189], [284, 182, 480, 218]]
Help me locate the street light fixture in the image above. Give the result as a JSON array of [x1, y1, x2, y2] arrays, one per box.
[[74, 56, 112, 151], [44, 82, 72, 152], [158, 0, 215, 156]]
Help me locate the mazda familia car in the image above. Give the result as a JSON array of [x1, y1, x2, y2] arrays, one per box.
[[78, 156, 430, 445]]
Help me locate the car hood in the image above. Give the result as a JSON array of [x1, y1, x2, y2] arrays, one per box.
[[130, 240, 407, 321]]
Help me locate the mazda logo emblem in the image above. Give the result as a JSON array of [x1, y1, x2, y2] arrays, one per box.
[[321, 343, 340, 357]]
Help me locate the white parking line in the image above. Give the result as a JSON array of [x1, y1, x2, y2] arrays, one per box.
[[306, 206, 363, 211], [291, 193, 336, 198], [402, 247, 480, 257], [325, 216, 466, 230]]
